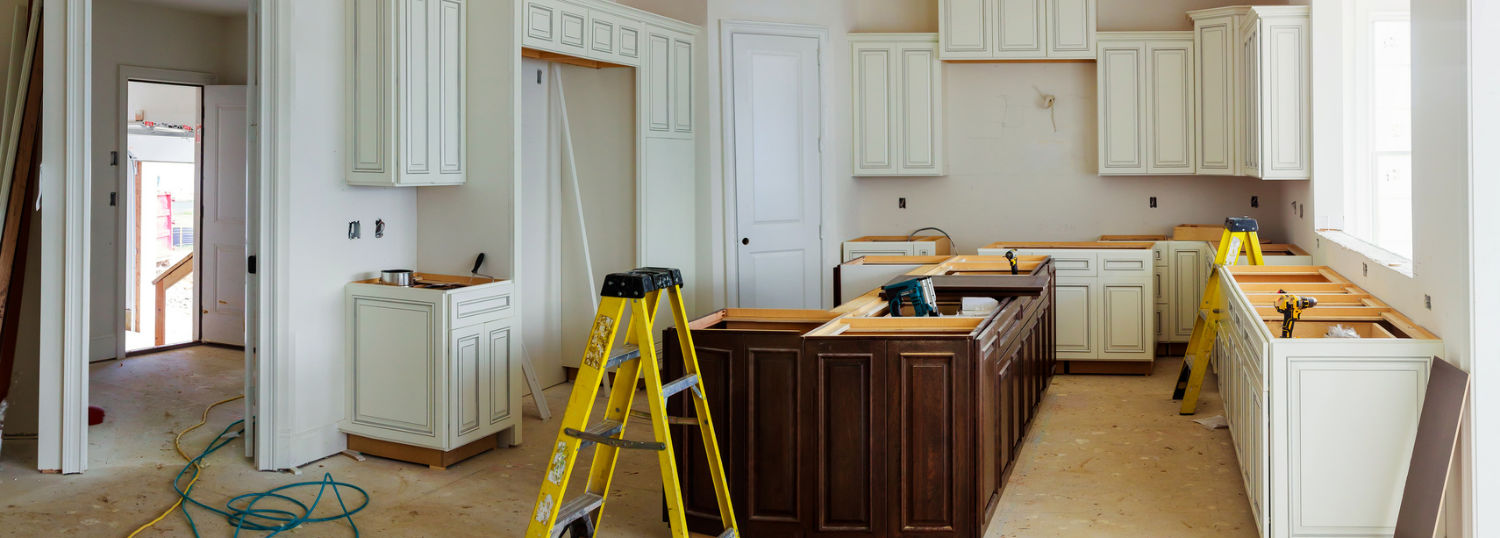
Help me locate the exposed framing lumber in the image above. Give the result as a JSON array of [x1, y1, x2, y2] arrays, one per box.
[[0, 20, 41, 405], [521, 47, 628, 70], [150, 251, 193, 346]]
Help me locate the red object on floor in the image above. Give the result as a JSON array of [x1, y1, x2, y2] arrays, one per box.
[[88, 406, 105, 426]]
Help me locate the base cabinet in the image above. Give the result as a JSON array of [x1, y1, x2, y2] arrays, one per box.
[[342, 277, 519, 462], [979, 246, 1152, 365]]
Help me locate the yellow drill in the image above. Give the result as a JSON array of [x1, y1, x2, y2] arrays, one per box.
[[1275, 291, 1317, 338], [1005, 249, 1019, 275]]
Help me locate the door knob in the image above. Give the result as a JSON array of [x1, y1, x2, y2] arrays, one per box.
[[741, 238, 750, 245]]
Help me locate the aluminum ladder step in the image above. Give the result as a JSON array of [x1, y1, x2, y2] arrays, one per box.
[[548, 493, 605, 538], [660, 373, 700, 401]]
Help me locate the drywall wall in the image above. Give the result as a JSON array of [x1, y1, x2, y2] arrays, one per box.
[[615, 0, 706, 26], [277, 0, 419, 465], [88, 0, 248, 361], [1279, 0, 1474, 533]]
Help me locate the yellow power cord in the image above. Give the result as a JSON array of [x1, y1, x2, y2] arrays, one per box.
[[126, 395, 245, 538]]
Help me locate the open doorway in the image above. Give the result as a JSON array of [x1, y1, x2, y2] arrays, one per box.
[[123, 81, 201, 352]]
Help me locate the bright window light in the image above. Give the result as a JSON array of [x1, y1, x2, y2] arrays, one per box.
[[1345, 0, 1412, 259]]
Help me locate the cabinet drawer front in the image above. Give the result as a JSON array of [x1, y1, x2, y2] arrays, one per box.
[[1101, 256, 1148, 272], [1033, 251, 1097, 276], [451, 289, 514, 327]]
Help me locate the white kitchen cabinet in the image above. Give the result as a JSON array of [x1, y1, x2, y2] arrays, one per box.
[[939, 0, 1095, 60], [1214, 265, 1443, 537], [843, 235, 953, 262], [1096, 32, 1195, 175], [1189, 6, 1309, 180], [343, 275, 519, 466], [348, 0, 466, 187], [523, 0, 650, 68], [644, 24, 694, 137], [1167, 242, 1207, 340], [978, 244, 1153, 365], [851, 34, 945, 177]]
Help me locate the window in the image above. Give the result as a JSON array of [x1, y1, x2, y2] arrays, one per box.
[[1344, 0, 1412, 259]]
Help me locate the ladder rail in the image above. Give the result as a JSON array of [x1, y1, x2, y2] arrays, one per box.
[[582, 290, 659, 531], [666, 286, 738, 531], [633, 296, 692, 537], [1173, 221, 1266, 414]]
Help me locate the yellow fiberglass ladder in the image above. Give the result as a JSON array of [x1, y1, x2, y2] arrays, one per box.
[[1172, 217, 1265, 415], [525, 267, 737, 538]]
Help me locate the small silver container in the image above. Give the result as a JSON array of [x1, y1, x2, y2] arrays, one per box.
[[380, 269, 414, 286]]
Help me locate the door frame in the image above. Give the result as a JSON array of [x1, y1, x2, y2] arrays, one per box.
[[114, 67, 218, 362], [717, 20, 829, 308], [39, 0, 287, 473]]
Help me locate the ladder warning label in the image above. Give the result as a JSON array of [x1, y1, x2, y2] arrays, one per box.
[[583, 315, 615, 369]]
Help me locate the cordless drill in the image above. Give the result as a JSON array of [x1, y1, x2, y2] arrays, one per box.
[[1005, 250, 1019, 275], [1274, 290, 1317, 338]]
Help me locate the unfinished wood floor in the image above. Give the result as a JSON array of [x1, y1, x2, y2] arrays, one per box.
[[0, 349, 1252, 536]]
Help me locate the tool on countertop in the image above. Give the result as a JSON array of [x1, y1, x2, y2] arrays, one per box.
[[1274, 290, 1317, 338], [1172, 216, 1266, 414], [1005, 249, 1020, 275], [883, 276, 940, 318], [471, 253, 497, 280], [525, 267, 736, 538]]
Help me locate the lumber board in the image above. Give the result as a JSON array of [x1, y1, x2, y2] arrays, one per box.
[[1393, 357, 1468, 538], [982, 241, 1155, 249], [520, 47, 628, 69], [0, 25, 40, 404]]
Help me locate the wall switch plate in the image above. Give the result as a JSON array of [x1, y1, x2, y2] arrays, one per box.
[[1251, 196, 1259, 208], [348, 221, 360, 239], [899, 197, 906, 209], [1363, 262, 1369, 276], [1425, 295, 1432, 310], [1150, 196, 1157, 208]]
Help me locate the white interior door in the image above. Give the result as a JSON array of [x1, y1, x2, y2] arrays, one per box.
[[199, 85, 248, 345], [730, 31, 823, 309]]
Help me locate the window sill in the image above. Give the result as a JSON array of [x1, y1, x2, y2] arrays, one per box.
[[1315, 230, 1415, 278]]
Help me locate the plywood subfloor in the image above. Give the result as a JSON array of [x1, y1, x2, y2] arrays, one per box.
[[0, 349, 1252, 537]]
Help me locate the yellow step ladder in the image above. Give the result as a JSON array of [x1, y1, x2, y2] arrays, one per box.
[[526, 267, 737, 538], [1172, 217, 1265, 415]]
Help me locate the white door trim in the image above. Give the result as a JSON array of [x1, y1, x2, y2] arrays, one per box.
[[42, 0, 286, 473], [114, 66, 218, 363], [717, 20, 828, 308]]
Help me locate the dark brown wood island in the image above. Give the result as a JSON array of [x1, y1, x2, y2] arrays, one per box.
[[664, 256, 1056, 537]]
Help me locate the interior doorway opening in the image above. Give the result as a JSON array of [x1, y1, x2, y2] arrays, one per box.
[[124, 81, 201, 353]]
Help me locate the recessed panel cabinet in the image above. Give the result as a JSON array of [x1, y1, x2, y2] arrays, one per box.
[[1096, 32, 1195, 175], [348, 0, 466, 186], [939, 0, 1095, 60], [522, 0, 643, 67], [644, 25, 694, 137], [852, 34, 944, 177], [979, 246, 1152, 365]]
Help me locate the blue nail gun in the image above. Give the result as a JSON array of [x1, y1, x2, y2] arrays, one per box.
[[882, 276, 940, 317]]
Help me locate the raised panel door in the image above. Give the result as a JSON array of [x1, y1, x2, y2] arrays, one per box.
[[349, 0, 391, 179], [1171, 247, 1205, 339], [1046, 0, 1095, 58], [853, 43, 896, 175], [1100, 282, 1149, 356], [646, 31, 671, 132], [1054, 280, 1094, 358], [887, 340, 968, 536], [672, 37, 694, 133], [1147, 40, 1194, 173], [586, 9, 617, 60], [1261, 17, 1310, 179], [1097, 42, 1145, 174], [399, 0, 433, 182], [485, 322, 512, 424], [523, 0, 556, 48], [804, 339, 887, 535], [1195, 17, 1237, 173], [899, 44, 941, 174], [1239, 21, 1261, 177], [554, 0, 589, 57], [996, 0, 1046, 58], [436, 0, 464, 181], [940, 0, 990, 58], [450, 325, 483, 442], [349, 296, 439, 443], [616, 19, 642, 64]]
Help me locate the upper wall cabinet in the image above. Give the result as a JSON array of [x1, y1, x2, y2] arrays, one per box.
[[348, 0, 467, 187], [1096, 32, 1195, 175], [644, 24, 694, 138], [852, 34, 945, 177], [940, 0, 1096, 60], [1189, 6, 1309, 180], [523, 0, 644, 67]]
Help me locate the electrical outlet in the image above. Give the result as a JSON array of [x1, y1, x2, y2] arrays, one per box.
[[899, 197, 906, 209], [1251, 196, 1259, 208], [1298, 203, 1304, 219], [1149, 196, 1157, 208], [1425, 294, 1432, 310], [1363, 262, 1369, 276]]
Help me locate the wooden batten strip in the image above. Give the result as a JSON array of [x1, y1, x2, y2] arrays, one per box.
[[521, 47, 629, 69]]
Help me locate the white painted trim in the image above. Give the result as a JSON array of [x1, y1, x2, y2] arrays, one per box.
[[1467, 0, 1499, 534], [251, 0, 292, 471], [717, 20, 829, 308], [114, 66, 218, 363]]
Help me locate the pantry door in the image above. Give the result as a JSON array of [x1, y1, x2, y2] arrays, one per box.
[[726, 22, 825, 309]]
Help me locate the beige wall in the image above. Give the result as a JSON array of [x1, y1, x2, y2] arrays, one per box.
[[616, 0, 706, 26], [88, 0, 248, 361]]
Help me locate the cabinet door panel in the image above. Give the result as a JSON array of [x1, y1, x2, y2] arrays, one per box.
[[617, 21, 641, 64], [806, 341, 886, 535], [486, 323, 512, 423], [1196, 18, 1236, 173], [940, 0, 990, 57], [853, 45, 895, 174], [899, 46, 940, 173], [1097, 43, 1145, 174], [555, 2, 589, 56], [646, 32, 672, 132], [746, 347, 802, 524], [996, 0, 1046, 57], [587, 10, 616, 59], [888, 341, 967, 535], [672, 37, 694, 133], [523, 0, 555, 47], [1171, 248, 1205, 339], [1239, 23, 1261, 176], [1101, 282, 1148, 355], [1054, 281, 1093, 356], [400, 0, 433, 179], [350, 298, 438, 437], [451, 325, 482, 438], [1147, 40, 1194, 173], [437, 0, 464, 177], [1262, 18, 1309, 178], [1047, 0, 1095, 57]]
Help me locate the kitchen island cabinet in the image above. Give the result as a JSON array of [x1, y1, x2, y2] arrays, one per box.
[[665, 258, 1055, 537]]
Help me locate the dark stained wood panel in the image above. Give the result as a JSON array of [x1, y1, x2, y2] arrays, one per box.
[[809, 341, 886, 534], [677, 340, 735, 526], [746, 347, 801, 523], [892, 345, 960, 533]]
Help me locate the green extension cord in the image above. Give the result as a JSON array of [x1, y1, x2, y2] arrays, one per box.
[[170, 420, 371, 537]]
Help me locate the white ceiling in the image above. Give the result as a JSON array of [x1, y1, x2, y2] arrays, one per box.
[[127, 0, 249, 16]]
